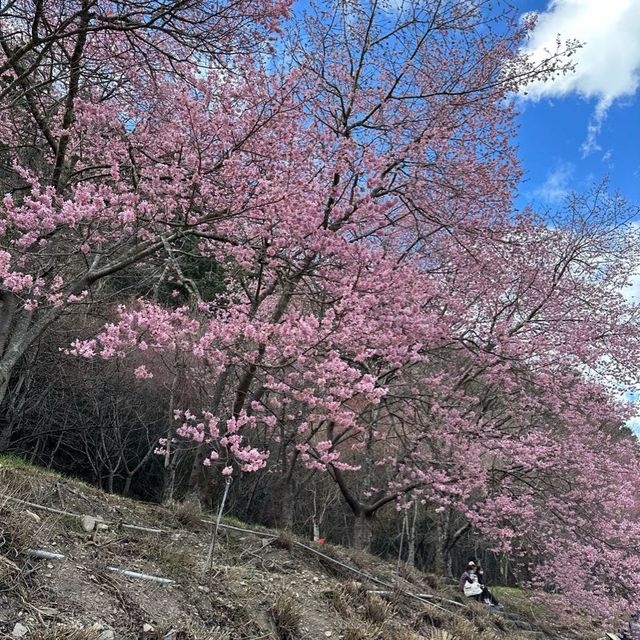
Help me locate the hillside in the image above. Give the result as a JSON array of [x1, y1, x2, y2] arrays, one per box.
[[0, 457, 604, 640]]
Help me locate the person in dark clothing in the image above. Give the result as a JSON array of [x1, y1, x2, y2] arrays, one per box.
[[458, 561, 484, 601], [476, 564, 502, 607]]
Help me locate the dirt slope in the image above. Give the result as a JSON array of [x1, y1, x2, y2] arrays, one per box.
[[0, 457, 603, 640]]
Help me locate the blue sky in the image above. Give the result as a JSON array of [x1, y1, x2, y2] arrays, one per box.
[[515, 0, 640, 211], [514, 0, 640, 428]]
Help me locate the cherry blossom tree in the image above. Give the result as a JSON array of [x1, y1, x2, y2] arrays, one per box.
[[5, 0, 640, 620], [0, 0, 293, 418], [88, 0, 568, 471]]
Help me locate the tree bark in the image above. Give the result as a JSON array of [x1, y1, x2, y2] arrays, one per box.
[[434, 540, 453, 578], [406, 500, 418, 568], [352, 511, 373, 550], [277, 475, 296, 530], [330, 461, 417, 552], [107, 471, 115, 493], [0, 290, 16, 358], [161, 463, 177, 503], [434, 512, 469, 578], [123, 474, 133, 497]]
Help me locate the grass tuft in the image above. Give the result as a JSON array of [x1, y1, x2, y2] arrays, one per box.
[[270, 591, 302, 640], [273, 529, 296, 551], [168, 499, 206, 531], [342, 621, 386, 640]]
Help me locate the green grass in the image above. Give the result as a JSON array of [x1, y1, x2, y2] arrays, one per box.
[[0, 453, 100, 494], [491, 586, 562, 632], [492, 586, 607, 640], [492, 586, 527, 597], [0, 454, 44, 472]]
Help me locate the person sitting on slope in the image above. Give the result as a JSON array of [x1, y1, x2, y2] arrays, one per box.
[[458, 561, 483, 601], [476, 563, 502, 608]]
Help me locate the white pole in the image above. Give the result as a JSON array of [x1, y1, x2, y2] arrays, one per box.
[[204, 477, 232, 574], [28, 549, 65, 560], [107, 567, 175, 584]]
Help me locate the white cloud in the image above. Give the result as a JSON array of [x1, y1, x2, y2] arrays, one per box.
[[523, 0, 640, 104], [622, 270, 640, 303], [522, 0, 640, 154], [532, 161, 575, 204], [580, 103, 606, 157]]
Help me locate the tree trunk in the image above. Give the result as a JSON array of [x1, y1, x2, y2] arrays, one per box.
[[352, 511, 373, 551], [123, 474, 133, 497], [279, 477, 296, 530], [434, 542, 454, 577], [162, 463, 177, 503], [0, 364, 13, 450], [406, 500, 418, 568], [187, 444, 209, 499], [0, 418, 13, 452], [0, 291, 16, 360], [28, 438, 42, 464], [0, 292, 70, 412], [47, 431, 65, 468], [434, 515, 453, 577]]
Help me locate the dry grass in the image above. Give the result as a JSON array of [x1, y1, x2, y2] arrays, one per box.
[[147, 622, 232, 639], [28, 622, 232, 640], [448, 617, 477, 639], [326, 580, 397, 639], [362, 591, 394, 624], [326, 580, 395, 623], [325, 582, 352, 617], [270, 591, 302, 640], [491, 586, 602, 640], [348, 548, 375, 570], [422, 573, 450, 593], [29, 624, 103, 640], [273, 529, 296, 551], [395, 631, 423, 640], [428, 631, 456, 640], [342, 621, 386, 640], [0, 553, 26, 605], [413, 607, 457, 632], [411, 597, 519, 640], [0, 480, 54, 611], [167, 500, 207, 531], [0, 458, 606, 640], [127, 528, 202, 583]]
